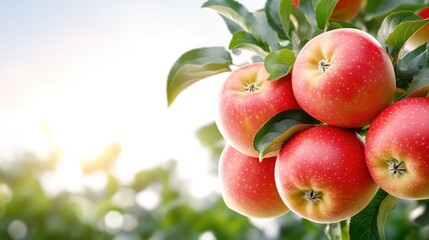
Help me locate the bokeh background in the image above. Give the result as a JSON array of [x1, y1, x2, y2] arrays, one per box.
[[0, 0, 429, 239]]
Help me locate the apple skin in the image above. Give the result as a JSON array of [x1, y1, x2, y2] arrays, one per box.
[[275, 126, 378, 223], [330, 0, 365, 21], [406, 8, 429, 51], [218, 145, 289, 218], [216, 62, 300, 158], [292, 28, 396, 128], [420, 8, 429, 18], [365, 97, 429, 200], [293, 0, 364, 21]]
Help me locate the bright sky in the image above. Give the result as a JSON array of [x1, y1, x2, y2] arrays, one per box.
[[0, 1, 264, 194]]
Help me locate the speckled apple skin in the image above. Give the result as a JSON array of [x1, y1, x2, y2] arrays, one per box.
[[216, 62, 300, 158], [275, 126, 378, 223], [218, 145, 289, 218], [365, 97, 429, 200], [292, 28, 396, 128]]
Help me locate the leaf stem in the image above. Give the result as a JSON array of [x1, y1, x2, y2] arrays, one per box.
[[325, 222, 342, 240], [325, 220, 350, 240]]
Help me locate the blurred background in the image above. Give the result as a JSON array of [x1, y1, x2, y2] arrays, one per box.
[[0, 0, 429, 239]]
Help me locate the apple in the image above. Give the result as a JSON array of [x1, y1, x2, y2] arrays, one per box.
[[292, 0, 365, 21], [275, 126, 378, 223], [330, 0, 365, 21], [365, 97, 429, 200], [292, 28, 396, 128], [421, 7, 429, 18], [405, 8, 429, 51], [216, 62, 300, 158], [218, 145, 289, 218]]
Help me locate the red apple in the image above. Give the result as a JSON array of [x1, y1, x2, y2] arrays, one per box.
[[293, 0, 365, 21], [292, 28, 396, 128], [218, 145, 289, 218], [275, 126, 378, 223], [406, 8, 429, 50], [365, 97, 429, 200], [216, 62, 300, 158], [420, 7, 429, 18], [330, 0, 365, 21]]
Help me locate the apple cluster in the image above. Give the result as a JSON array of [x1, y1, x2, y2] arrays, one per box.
[[215, 28, 429, 223]]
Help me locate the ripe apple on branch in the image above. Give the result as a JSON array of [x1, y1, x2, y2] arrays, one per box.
[[275, 126, 379, 224], [215, 62, 301, 158], [291, 28, 396, 128], [166, 0, 429, 239], [366, 97, 429, 200], [218, 145, 289, 218]]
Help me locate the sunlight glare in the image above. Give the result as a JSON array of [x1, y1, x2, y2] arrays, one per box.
[[121, 213, 138, 232], [0, 0, 233, 198], [7, 220, 27, 240], [82, 170, 109, 193], [112, 188, 135, 208], [40, 155, 83, 197], [135, 185, 161, 211], [104, 210, 124, 233]]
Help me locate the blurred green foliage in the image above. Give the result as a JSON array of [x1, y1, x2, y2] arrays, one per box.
[[0, 122, 427, 240]]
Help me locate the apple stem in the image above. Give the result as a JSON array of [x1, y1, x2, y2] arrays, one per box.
[[303, 189, 322, 203], [318, 60, 331, 73], [244, 83, 260, 94], [387, 159, 406, 177]]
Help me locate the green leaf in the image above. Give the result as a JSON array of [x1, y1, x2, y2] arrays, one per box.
[[252, 10, 282, 51], [203, 0, 279, 51], [166, 47, 232, 106], [315, 0, 338, 30], [377, 11, 421, 55], [299, 0, 317, 27], [220, 15, 243, 34], [349, 189, 398, 240], [264, 49, 296, 81], [365, 0, 429, 21], [376, 195, 398, 240], [407, 66, 429, 97], [290, 4, 317, 43], [385, 18, 429, 57], [279, 0, 293, 39], [265, 0, 288, 39], [229, 31, 270, 56], [202, 0, 259, 39], [395, 43, 429, 90], [253, 109, 319, 161], [327, 20, 358, 30]]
